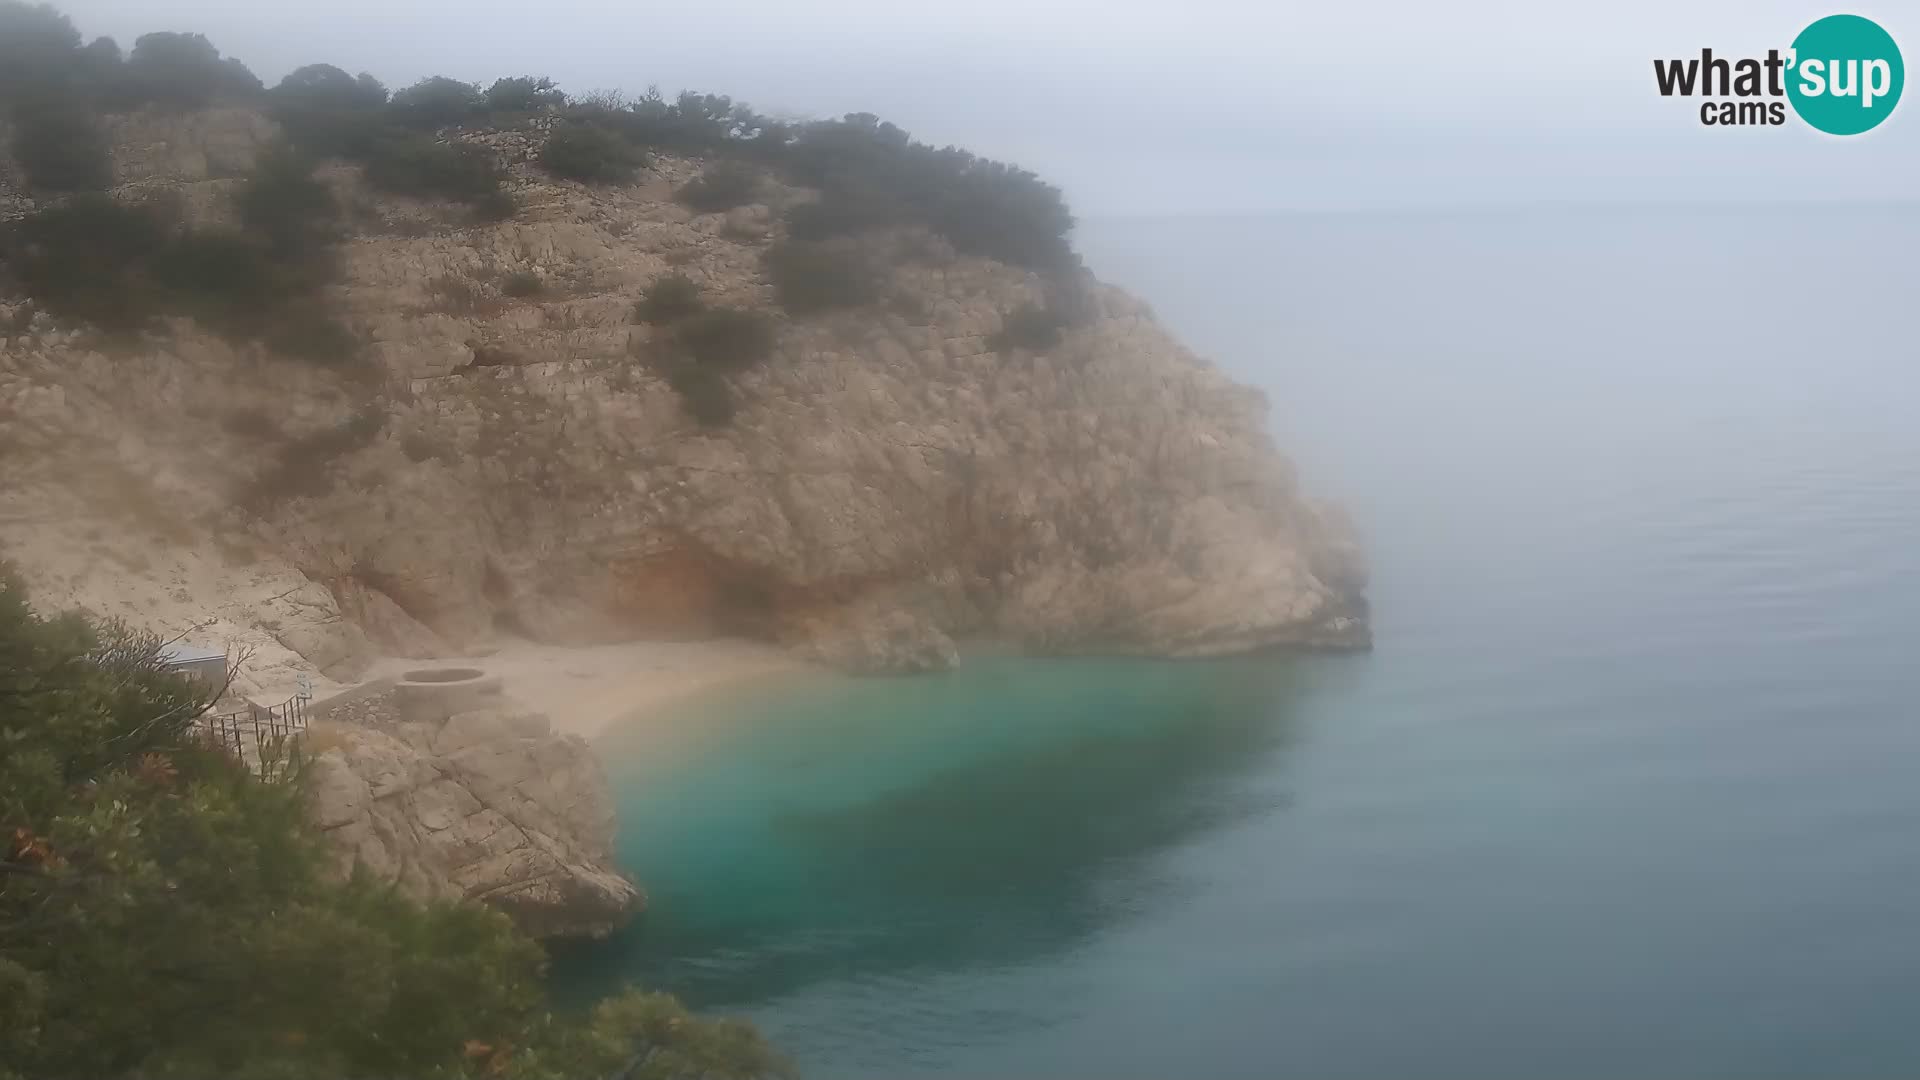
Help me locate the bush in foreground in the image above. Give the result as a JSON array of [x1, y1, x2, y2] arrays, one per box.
[[0, 569, 795, 1079]]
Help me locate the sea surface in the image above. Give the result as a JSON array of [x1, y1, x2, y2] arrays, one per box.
[[554, 205, 1920, 1078]]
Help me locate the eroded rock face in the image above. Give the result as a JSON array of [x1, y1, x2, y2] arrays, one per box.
[[304, 688, 643, 939], [787, 601, 961, 675], [0, 108, 1369, 678]]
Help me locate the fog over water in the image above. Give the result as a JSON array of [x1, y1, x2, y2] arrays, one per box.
[[555, 202, 1920, 1077]]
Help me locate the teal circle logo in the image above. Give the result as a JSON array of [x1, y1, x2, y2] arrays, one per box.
[[1787, 14, 1904, 134]]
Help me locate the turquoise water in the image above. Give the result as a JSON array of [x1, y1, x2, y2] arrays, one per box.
[[556, 206, 1920, 1077]]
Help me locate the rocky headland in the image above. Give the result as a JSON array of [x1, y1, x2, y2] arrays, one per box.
[[0, 102, 1367, 937]]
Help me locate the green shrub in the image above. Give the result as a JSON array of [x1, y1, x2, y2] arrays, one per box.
[[389, 74, 481, 129], [780, 113, 1074, 269], [635, 273, 703, 324], [501, 270, 543, 297], [539, 122, 645, 184], [3, 175, 349, 356], [469, 188, 518, 223], [123, 30, 260, 108], [614, 89, 752, 154], [8, 99, 112, 192], [667, 363, 736, 426], [151, 228, 279, 326], [1, 196, 170, 330], [360, 135, 502, 203], [0, 2, 81, 100], [784, 188, 896, 241], [0, 573, 795, 1080], [987, 302, 1067, 352], [268, 63, 389, 158], [237, 145, 337, 257], [676, 307, 775, 371], [676, 160, 761, 213], [485, 74, 564, 113], [273, 62, 387, 111], [764, 240, 880, 314]]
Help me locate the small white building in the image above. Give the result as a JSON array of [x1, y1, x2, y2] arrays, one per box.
[[158, 642, 228, 687]]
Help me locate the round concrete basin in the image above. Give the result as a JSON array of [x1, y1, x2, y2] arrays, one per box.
[[394, 667, 504, 725]]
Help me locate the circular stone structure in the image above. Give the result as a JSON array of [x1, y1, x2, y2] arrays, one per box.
[[393, 666, 505, 725]]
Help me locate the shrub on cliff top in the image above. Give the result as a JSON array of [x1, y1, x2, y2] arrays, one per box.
[[389, 74, 482, 129], [539, 122, 646, 185], [268, 63, 390, 158], [485, 74, 565, 114], [123, 30, 261, 108], [0, 1, 80, 100]]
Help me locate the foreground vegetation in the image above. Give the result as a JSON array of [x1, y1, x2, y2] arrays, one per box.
[[0, 569, 793, 1080]]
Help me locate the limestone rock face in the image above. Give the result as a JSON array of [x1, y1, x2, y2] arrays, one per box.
[[787, 600, 961, 675], [0, 108, 1369, 680], [304, 689, 642, 939]]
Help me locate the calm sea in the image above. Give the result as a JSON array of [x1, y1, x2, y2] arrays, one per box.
[[556, 205, 1920, 1078]]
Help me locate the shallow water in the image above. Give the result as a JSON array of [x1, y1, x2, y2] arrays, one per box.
[[555, 205, 1920, 1078]]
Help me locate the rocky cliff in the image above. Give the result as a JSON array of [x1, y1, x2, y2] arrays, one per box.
[[0, 107, 1368, 690], [304, 677, 642, 939]]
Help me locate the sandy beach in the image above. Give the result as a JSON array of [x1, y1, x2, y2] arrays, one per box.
[[366, 637, 817, 741]]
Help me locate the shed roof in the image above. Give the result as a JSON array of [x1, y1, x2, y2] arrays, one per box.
[[159, 643, 226, 666]]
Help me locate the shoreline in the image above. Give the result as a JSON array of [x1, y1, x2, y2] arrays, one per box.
[[364, 637, 821, 742]]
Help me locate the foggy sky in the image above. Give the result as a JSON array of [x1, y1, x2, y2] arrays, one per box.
[[47, 0, 1920, 215]]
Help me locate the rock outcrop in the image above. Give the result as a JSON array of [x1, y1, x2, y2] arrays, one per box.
[[0, 106, 1369, 686], [304, 678, 642, 939]]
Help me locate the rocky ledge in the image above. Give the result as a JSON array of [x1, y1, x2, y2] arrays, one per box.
[[304, 671, 642, 939]]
